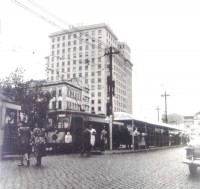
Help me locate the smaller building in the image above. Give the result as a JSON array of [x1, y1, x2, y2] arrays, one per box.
[[43, 79, 90, 112]]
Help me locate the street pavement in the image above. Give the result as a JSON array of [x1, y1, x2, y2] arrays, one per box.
[[0, 147, 200, 189]]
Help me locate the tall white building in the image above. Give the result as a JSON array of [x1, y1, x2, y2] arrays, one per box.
[[46, 23, 133, 115]]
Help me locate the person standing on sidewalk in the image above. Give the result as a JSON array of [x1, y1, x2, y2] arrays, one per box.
[[18, 120, 32, 166], [81, 126, 91, 157], [100, 126, 108, 151], [89, 125, 96, 150], [32, 124, 47, 166]]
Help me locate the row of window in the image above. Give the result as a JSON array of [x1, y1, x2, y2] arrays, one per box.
[[49, 58, 102, 68], [52, 38, 102, 49], [51, 30, 102, 43], [51, 99, 125, 113], [51, 89, 81, 101], [51, 49, 103, 58]]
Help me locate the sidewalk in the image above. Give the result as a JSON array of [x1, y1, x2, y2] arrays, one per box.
[[92, 145, 185, 155]]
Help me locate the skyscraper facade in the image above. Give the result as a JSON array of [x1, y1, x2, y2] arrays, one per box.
[[46, 23, 133, 115]]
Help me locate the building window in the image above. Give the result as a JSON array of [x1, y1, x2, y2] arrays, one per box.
[[52, 38, 55, 43], [98, 107, 101, 111], [68, 35, 71, 39], [58, 101, 62, 109], [59, 90, 62, 96], [62, 43, 65, 47], [98, 57, 101, 62], [68, 41, 71, 46], [79, 46, 82, 51], [98, 30, 102, 35], [52, 101, 56, 109], [57, 44, 60, 48], [98, 99, 101, 104], [52, 45, 54, 49], [57, 37, 60, 41], [73, 40, 76, 45], [73, 47, 76, 51], [98, 92, 101, 97], [91, 100, 94, 104], [63, 36, 65, 40]]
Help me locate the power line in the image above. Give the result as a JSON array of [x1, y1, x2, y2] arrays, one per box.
[[26, 0, 109, 49], [11, 0, 106, 52]]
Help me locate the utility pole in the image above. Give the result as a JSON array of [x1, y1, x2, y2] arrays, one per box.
[[155, 106, 160, 122], [161, 91, 170, 123], [104, 47, 119, 150]]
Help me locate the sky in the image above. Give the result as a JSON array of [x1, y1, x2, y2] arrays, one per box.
[[0, 0, 200, 121]]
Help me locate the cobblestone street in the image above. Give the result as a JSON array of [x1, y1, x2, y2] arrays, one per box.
[[0, 147, 200, 189]]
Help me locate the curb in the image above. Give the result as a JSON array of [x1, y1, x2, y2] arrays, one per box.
[[92, 145, 185, 155]]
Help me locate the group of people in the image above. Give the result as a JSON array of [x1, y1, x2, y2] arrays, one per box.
[[18, 121, 47, 166], [81, 125, 108, 157]]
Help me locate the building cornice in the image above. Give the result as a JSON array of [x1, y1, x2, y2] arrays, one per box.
[[49, 23, 118, 40]]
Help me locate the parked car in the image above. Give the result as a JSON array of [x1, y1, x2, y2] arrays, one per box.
[[183, 137, 200, 175]]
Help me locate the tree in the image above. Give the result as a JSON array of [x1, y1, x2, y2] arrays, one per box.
[[0, 68, 52, 130]]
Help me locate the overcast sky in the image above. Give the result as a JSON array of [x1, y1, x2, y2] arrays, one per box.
[[0, 0, 200, 121]]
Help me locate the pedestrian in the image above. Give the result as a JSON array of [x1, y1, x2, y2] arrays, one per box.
[[139, 132, 146, 149], [18, 120, 32, 166], [100, 126, 108, 151], [81, 126, 91, 157], [32, 124, 47, 166], [89, 125, 96, 150], [133, 127, 140, 150], [65, 131, 72, 153]]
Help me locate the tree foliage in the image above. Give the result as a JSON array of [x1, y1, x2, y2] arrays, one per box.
[[0, 68, 52, 130]]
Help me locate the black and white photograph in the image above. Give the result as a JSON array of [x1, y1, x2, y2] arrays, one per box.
[[0, 0, 200, 188]]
